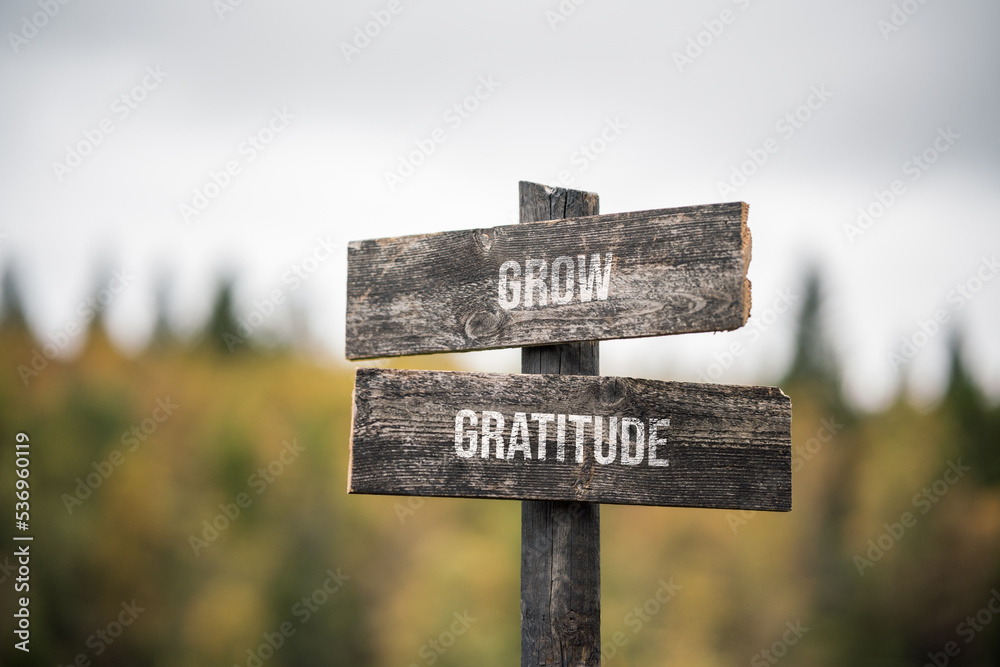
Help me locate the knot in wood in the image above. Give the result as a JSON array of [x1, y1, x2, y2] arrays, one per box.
[[462, 303, 510, 341], [599, 376, 629, 407], [473, 227, 496, 252], [562, 610, 580, 634]]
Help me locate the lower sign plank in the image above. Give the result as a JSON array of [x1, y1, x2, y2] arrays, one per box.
[[349, 368, 791, 511]]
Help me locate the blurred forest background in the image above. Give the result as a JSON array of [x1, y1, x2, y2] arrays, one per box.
[[1, 264, 999, 667]]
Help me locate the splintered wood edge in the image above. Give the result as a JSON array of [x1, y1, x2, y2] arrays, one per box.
[[740, 201, 752, 325], [347, 374, 357, 494], [781, 383, 792, 511], [529, 180, 598, 201]]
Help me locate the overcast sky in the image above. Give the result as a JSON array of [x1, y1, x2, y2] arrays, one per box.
[[2, 0, 998, 410]]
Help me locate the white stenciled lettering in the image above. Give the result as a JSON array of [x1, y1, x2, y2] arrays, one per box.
[[556, 414, 567, 462], [594, 415, 617, 464], [551, 256, 575, 304], [454, 409, 478, 458], [531, 413, 554, 460], [567, 415, 592, 463], [525, 258, 548, 308], [481, 411, 505, 459], [620, 417, 645, 465], [649, 418, 670, 467], [497, 253, 614, 310], [453, 409, 670, 467], [507, 412, 532, 460], [498, 260, 521, 309], [578, 252, 613, 302]]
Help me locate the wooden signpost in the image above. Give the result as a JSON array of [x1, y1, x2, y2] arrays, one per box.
[[345, 181, 792, 666], [350, 368, 791, 510], [345, 198, 751, 360]]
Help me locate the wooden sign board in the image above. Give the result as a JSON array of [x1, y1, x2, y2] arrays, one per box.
[[349, 368, 791, 511], [345, 202, 751, 359]]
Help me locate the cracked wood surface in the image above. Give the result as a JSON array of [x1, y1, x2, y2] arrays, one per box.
[[347, 368, 792, 510], [520, 181, 602, 667], [345, 191, 751, 359]]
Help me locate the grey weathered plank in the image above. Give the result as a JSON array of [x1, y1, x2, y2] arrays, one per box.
[[522, 500, 600, 667], [345, 199, 751, 359], [348, 368, 792, 511], [519, 180, 601, 667]]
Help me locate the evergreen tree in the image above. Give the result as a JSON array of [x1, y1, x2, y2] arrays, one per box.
[[84, 270, 110, 340], [149, 271, 176, 350], [204, 276, 248, 355], [784, 269, 836, 385], [779, 267, 865, 665], [0, 262, 29, 332], [943, 335, 1000, 485], [781, 267, 847, 416]]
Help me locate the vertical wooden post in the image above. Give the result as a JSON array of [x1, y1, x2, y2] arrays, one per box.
[[520, 181, 601, 667]]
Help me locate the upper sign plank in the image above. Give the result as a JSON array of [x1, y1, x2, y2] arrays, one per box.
[[345, 202, 751, 359], [349, 368, 791, 511]]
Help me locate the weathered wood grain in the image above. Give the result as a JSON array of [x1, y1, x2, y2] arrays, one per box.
[[522, 499, 600, 667], [345, 198, 751, 359], [348, 368, 792, 511], [519, 181, 601, 667]]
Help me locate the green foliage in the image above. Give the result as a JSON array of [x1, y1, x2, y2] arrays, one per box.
[[0, 262, 29, 332], [945, 337, 1000, 487], [204, 277, 245, 355]]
